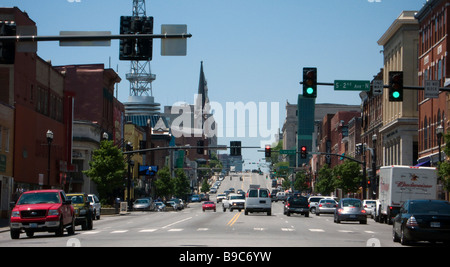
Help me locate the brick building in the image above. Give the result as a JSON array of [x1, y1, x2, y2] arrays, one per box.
[[416, 0, 449, 166]]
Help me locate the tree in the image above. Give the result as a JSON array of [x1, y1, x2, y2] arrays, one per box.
[[173, 168, 190, 199], [154, 166, 174, 200], [438, 133, 450, 194], [201, 178, 210, 193], [333, 160, 361, 195], [293, 171, 308, 192], [315, 164, 336, 195], [83, 140, 125, 204]]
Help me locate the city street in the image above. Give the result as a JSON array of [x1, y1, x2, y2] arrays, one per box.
[[0, 173, 400, 248]]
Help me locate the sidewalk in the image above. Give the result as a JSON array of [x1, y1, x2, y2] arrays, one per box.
[[0, 218, 9, 233]]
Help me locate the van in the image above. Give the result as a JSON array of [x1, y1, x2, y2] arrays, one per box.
[[245, 188, 272, 216]]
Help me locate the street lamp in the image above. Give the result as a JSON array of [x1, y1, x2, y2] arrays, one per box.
[[46, 130, 54, 188], [436, 125, 444, 163]]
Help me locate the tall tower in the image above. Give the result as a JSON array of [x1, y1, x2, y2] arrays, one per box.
[[125, 0, 160, 116]]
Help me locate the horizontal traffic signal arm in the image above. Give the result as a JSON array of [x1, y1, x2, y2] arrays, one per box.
[[0, 33, 192, 43], [299, 81, 450, 92]]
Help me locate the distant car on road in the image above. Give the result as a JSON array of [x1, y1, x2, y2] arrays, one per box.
[[133, 198, 154, 211], [334, 198, 367, 224], [88, 194, 101, 220], [284, 194, 309, 217], [202, 201, 216, 212], [316, 199, 337, 216], [191, 195, 201, 202], [393, 199, 450, 245], [245, 188, 272, 216]]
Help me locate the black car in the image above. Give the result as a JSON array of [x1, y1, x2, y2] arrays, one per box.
[[393, 199, 450, 245], [284, 195, 309, 217]]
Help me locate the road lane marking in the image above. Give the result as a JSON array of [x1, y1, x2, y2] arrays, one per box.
[[111, 230, 128, 233], [139, 229, 158, 232], [197, 228, 209, 231], [281, 228, 295, 232], [161, 217, 192, 229], [227, 211, 242, 226], [167, 228, 183, 232], [81, 231, 100, 235], [338, 230, 354, 233], [309, 229, 325, 232]]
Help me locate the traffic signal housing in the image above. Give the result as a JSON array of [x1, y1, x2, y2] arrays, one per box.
[[230, 141, 241, 156], [265, 145, 271, 158], [197, 140, 204, 155], [0, 22, 16, 64], [389, 71, 403, 102], [303, 67, 317, 98], [119, 16, 153, 61], [300, 146, 307, 159]]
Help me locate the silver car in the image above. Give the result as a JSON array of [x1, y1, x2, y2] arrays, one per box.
[[316, 199, 337, 216], [88, 194, 101, 220]]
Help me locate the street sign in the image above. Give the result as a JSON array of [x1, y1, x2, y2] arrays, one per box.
[[161, 24, 187, 56], [280, 149, 296, 155], [59, 31, 112, 46], [424, 80, 440, 98], [334, 80, 371, 91], [372, 80, 383, 95]]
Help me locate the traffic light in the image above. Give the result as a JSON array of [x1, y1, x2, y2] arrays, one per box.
[[230, 141, 241, 156], [119, 16, 153, 61], [0, 22, 16, 64], [197, 140, 204, 154], [265, 145, 271, 158], [389, 71, 403, 102], [300, 146, 307, 159], [303, 67, 317, 98]]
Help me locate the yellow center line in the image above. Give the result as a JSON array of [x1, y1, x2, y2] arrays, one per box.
[[227, 211, 242, 226]]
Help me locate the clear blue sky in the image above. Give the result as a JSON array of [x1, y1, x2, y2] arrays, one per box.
[[3, 0, 427, 167]]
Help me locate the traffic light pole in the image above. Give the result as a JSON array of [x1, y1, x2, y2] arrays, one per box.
[[0, 33, 192, 43]]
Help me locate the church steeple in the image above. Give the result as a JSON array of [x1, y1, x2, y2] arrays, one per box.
[[197, 61, 208, 110]]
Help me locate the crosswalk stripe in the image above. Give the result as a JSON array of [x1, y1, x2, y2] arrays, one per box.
[[309, 229, 325, 232]]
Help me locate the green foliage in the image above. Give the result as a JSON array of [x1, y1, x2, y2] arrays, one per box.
[[333, 160, 362, 194], [201, 178, 210, 193], [315, 164, 336, 195], [293, 171, 308, 192], [83, 140, 125, 204], [173, 168, 190, 199], [154, 166, 174, 200], [438, 133, 450, 193]]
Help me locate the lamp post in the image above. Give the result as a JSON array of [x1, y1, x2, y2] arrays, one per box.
[[46, 130, 54, 188], [437, 125, 444, 163]]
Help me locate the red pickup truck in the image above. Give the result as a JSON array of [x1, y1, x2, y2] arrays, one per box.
[[10, 189, 75, 239]]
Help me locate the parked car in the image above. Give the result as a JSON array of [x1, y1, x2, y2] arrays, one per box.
[[216, 193, 226, 203], [170, 198, 184, 210], [334, 198, 367, 224], [191, 195, 201, 202], [308, 196, 324, 214], [316, 199, 337, 216], [165, 200, 179, 211], [393, 199, 450, 245], [154, 201, 166, 212], [245, 187, 272, 216], [10, 189, 75, 239], [88, 194, 101, 220], [202, 201, 216, 212], [284, 194, 310, 217], [133, 198, 154, 211], [66, 193, 93, 230], [363, 199, 377, 217]]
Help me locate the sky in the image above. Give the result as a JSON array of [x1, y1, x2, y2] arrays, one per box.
[[3, 0, 427, 168]]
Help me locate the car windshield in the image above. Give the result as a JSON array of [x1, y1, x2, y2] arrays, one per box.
[[135, 199, 149, 204], [204, 202, 214, 205], [230, 195, 245, 200], [67, 195, 84, 204], [320, 199, 336, 204], [342, 199, 362, 208], [290, 197, 308, 204], [410, 201, 450, 215], [17, 192, 60, 205]]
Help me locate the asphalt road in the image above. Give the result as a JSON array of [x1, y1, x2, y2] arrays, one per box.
[[0, 173, 400, 248]]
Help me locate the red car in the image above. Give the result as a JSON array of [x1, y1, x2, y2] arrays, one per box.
[[202, 201, 216, 212], [10, 189, 75, 239]]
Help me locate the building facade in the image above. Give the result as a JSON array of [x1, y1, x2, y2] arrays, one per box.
[[416, 0, 449, 166], [378, 11, 419, 166]]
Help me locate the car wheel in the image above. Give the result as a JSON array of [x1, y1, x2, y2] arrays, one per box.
[[392, 225, 400, 243], [10, 229, 20, 239], [400, 227, 410, 245], [67, 218, 75, 235], [267, 210, 271, 216], [305, 212, 309, 218], [310, 207, 316, 214], [25, 230, 34, 237], [55, 218, 64, 237], [245, 210, 248, 215]]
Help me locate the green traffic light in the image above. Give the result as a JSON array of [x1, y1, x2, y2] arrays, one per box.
[[306, 87, 314, 95], [392, 91, 400, 98]]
